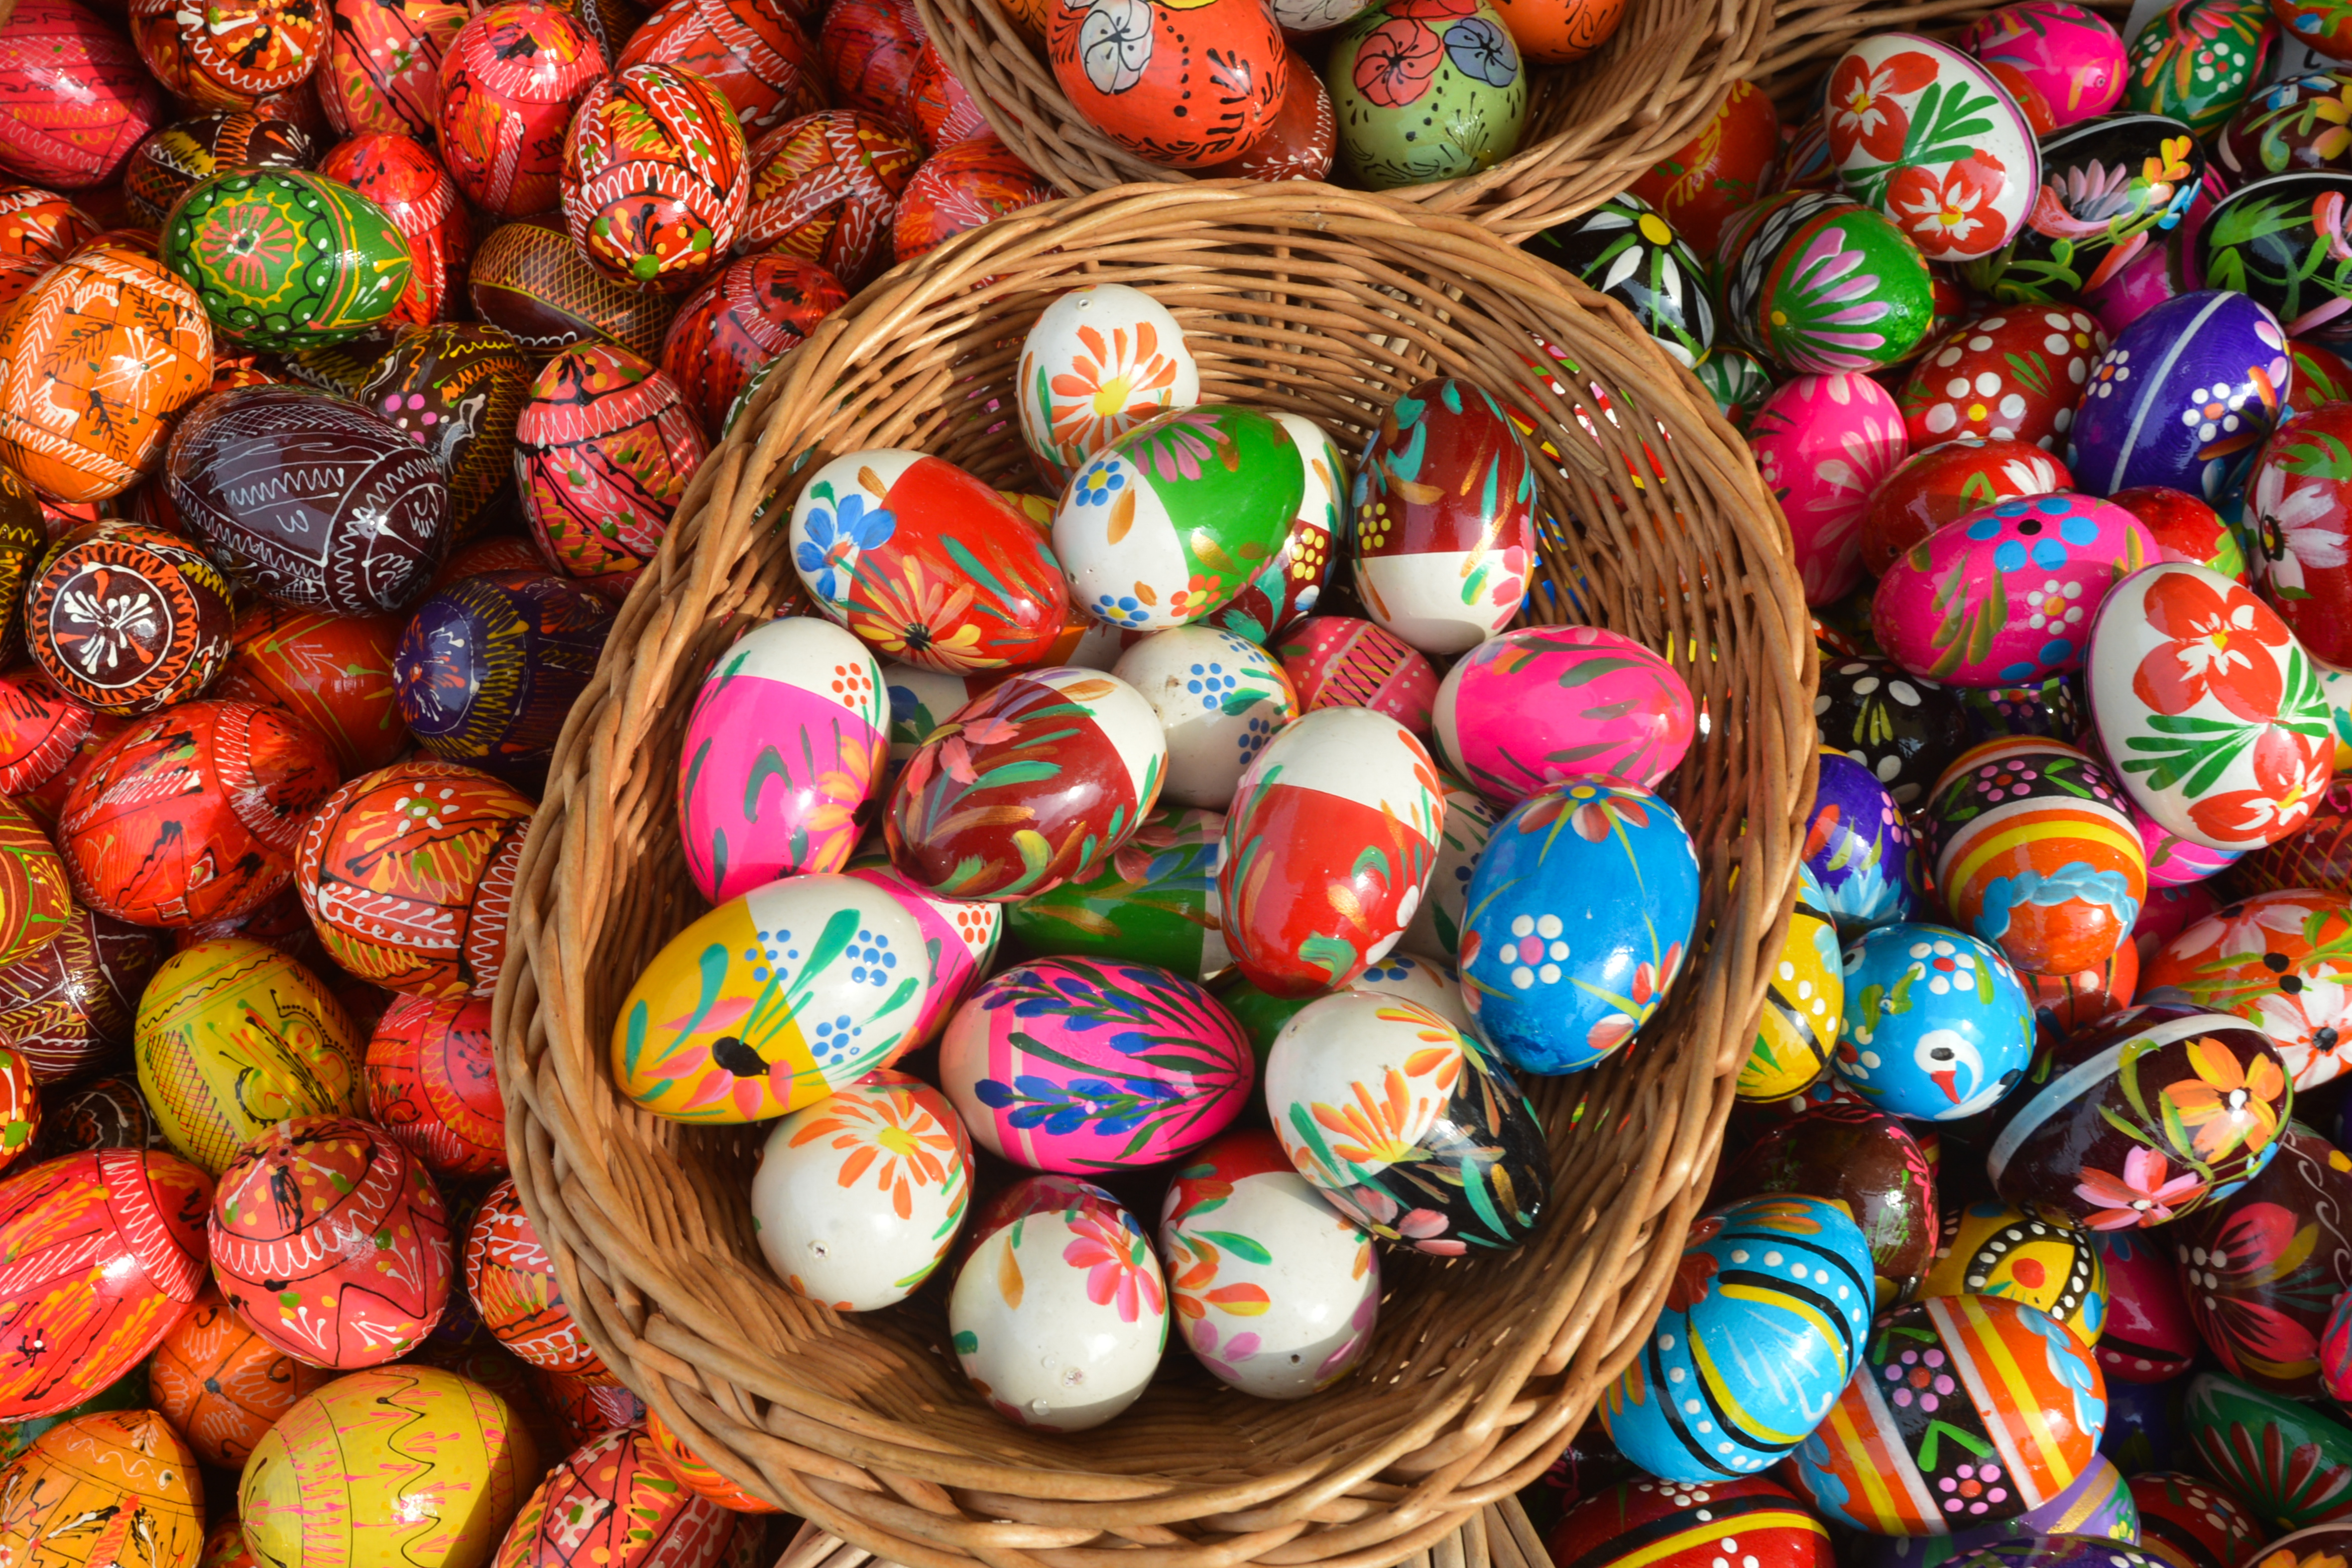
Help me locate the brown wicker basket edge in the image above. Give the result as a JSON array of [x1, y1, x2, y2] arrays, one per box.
[[493, 182, 1818, 1568]]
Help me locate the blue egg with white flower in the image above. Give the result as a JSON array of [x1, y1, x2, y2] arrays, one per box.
[[1457, 777, 1700, 1077], [1111, 624, 1300, 810], [2067, 289, 2291, 501], [1600, 1193, 1874, 1482], [1808, 748, 1918, 937], [1832, 922, 2035, 1121]]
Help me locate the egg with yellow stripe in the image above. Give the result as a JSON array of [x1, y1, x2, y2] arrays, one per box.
[[1543, 1476, 1832, 1568], [1599, 1194, 1874, 1482]]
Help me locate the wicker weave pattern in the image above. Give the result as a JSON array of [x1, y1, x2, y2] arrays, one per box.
[[492, 184, 1816, 1568], [910, 0, 1771, 237]]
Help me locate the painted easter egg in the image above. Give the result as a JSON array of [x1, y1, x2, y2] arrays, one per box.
[[2247, 405, 2352, 669], [2086, 563, 2332, 851], [2218, 73, 2352, 184], [461, 1180, 601, 1384], [470, 220, 677, 362], [319, 0, 466, 137], [1198, 410, 1339, 646], [560, 63, 747, 293], [513, 344, 706, 600], [1739, 862, 1847, 1101], [2170, 1122, 2352, 1396], [1110, 626, 1294, 810], [1925, 737, 2147, 976], [0, 1147, 209, 1419], [0, 249, 210, 505], [2124, 0, 2273, 134], [846, 854, 999, 1049], [0, 904, 158, 1085], [0, 1409, 202, 1567], [0, 1043, 39, 1176], [1816, 655, 1973, 810], [1968, 115, 2201, 306], [2141, 889, 2352, 1089], [939, 957, 1250, 1174], [0, 669, 98, 802], [1752, 371, 1911, 605], [366, 994, 504, 1179], [618, 0, 823, 136], [612, 871, 929, 1121], [0, 0, 161, 191], [438, 2, 606, 218], [151, 1289, 332, 1468], [818, 0, 915, 120], [1825, 35, 2039, 264], [1348, 378, 1533, 653], [2094, 1228, 2197, 1380], [1788, 1294, 2108, 1532], [241, 1365, 538, 1568], [1156, 1129, 1377, 1399], [133, 939, 360, 1175], [1716, 1101, 1934, 1301], [1626, 80, 1781, 253], [790, 448, 1068, 671], [128, 0, 323, 108], [2110, 485, 2243, 580], [1527, 195, 1714, 367], [1266, 989, 1547, 1252], [1874, 493, 2156, 687], [1431, 624, 1692, 804], [749, 1070, 969, 1311], [1274, 615, 1437, 734], [295, 760, 533, 998], [891, 133, 1053, 263], [1458, 777, 1700, 1075], [679, 615, 885, 903], [1964, 2, 2127, 127], [2027, 941, 2140, 1043], [27, 521, 235, 715], [1807, 748, 1920, 934], [1000, 806, 1224, 979], [1199, 50, 1333, 179], [493, 1424, 735, 1568], [2198, 173, 2352, 344], [1921, 1201, 2107, 1343], [1545, 1477, 1833, 1568], [0, 797, 64, 976], [213, 604, 408, 778], [740, 111, 921, 293], [1729, 194, 1938, 372], [124, 111, 312, 229], [1834, 923, 2036, 1119], [392, 571, 616, 778], [886, 667, 1164, 901], [1866, 439, 2071, 586], [1601, 1195, 1873, 1481], [1016, 283, 1199, 489], [1900, 311, 2108, 455], [1399, 771, 1490, 965], [1218, 705, 1441, 995], [1991, 1005, 2290, 1228], [2069, 292, 2288, 500], [2237, 775, 2352, 892], [2182, 1370, 2352, 1531], [947, 1178, 1165, 1432], [1325, 0, 1526, 189], [161, 170, 414, 353], [1048, 0, 1282, 167], [2128, 1472, 2261, 1568], [352, 325, 528, 543], [2130, 792, 2243, 888], [658, 252, 845, 438], [639, 1410, 777, 1514]]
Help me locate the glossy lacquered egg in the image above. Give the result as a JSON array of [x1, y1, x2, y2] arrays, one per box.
[[438, 1, 607, 218], [1833, 923, 2035, 1119], [1017, 283, 1199, 488], [1327, 0, 1528, 189], [1110, 625, 1295, 809], [2069, 291, 2287, 499], [1047, 0, 1284, 168], [0, 0, 162, 192], [1742, 862, 1845, 1101], [561, 62, 748, 292], [365, 993, 505, 1180], [1824, 34, 2039, 264], [2184, 1370, 2352, 1532], [162, 170, 416, 353], [515, 345, 708, 601], [741, 110, 924, 291], [494, 1424, 737, 1568], [1433, 625, 1693, 804], [2141, 889, 2352, 1090], [0, 1409, 203, 1567]]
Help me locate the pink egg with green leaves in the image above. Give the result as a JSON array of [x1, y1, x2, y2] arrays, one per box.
[[1430, 624, 1694, 806]]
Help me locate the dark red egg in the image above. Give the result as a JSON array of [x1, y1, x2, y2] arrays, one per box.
[[364, 993, 506, 1179], [211, 602, 409, 776], [431, 533, 546, 594], [2173, 1124, 2352, 1398], [616, 0, 826, 137], [2109, 485, 2243, 576], [26, 521, 236, 717], [354, 323, 532, 542], [1860, 437, 2072, 577], [0, 0, 164, 191], [0, 184, 97, 259], [892, 132, 1052, 263], [2235, 775, 2352, 895], [659, 252, 846, 438], [537, 1368, 645, 1447], [470, 219, 678, 363], [121, 111, 312, 228], [819, 0, 920, 123], [0, 902, 159, 1084], [741, 109, 923, 290], [28, 1074, 164, 1163], [314, 131, 470, 327], [906, 37, 986, 149]]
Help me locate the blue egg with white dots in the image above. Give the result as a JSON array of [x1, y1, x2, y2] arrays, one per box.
[[1832, 922, 2035, 1121], [1458, 777, 1700, 1077], [1600, 1193, 1874, 1482], [1112, 624, 1300, 810]]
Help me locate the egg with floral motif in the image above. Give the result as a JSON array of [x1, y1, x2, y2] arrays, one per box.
[[1111, 625, 1295, 810], [1626, 80, 1780, 253], [1017, 284, 1200, 490], [1401, 771, 1490, 965], [1823, 35, 2039, 264], [2140, 889, 2352, 1091], [1743, 862, 1846, 1101], [560, 62, 749, 293], [1900, 310, 2108, 452], [751, 1069, 971, 1311], [1431, 624, 1693, 805], [1158, 1128, 1378, 1400], [2198, 172, 2352, 345], [1325, 0, 1527, 189], [1963, 2, 2127, 127], [2069, 291, 2289, 500], [845, 854, 999, 1050], [1527, 195, 1713, 367], [1002, 806, 1227, 977], [1205, 411, 1341, 647], [1970, 115, 2202, 307], [1752, 371, 1911, 606], [2123, 0, 2273, 135], [1807, 748, 1919, 934], [1731, 195, 1938, 372], [1834, 922, 2036, 1119], [1046, 0, 1284, 168], [2246, 403, 2352, 670]]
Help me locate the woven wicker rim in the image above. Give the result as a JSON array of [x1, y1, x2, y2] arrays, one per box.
[[910, 0, 1771, 238], [492, 181, 1817, 1568]]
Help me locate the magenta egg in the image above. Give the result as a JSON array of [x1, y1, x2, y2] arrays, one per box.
[[1430, 625, 1695, 806], [1750, 371, 1911, 606], [1961, 1, 2127, 129]]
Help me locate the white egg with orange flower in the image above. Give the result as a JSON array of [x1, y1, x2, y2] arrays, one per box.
[[1017, 284, 1201, 488]]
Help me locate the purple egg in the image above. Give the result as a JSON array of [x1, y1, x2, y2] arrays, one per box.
[[2067, 289, 2289, 500], [1807, 748, 1917, 935]]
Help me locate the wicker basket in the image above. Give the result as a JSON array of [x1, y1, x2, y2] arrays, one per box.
[[910, 0, 1770, 238], [492, 183, 1816, 1568]]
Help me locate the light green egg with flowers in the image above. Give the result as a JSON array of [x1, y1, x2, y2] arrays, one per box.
[[1326, 0, 1530, 191]]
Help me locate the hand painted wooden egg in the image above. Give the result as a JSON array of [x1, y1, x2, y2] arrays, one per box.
[[1730, 195, 1938, 373], [2198, 173, 2352, 346], [560, 63, 748, 294], [0, 904, 157, 1086], [892, 132, 1054, 262], [1808, 748, 1920, 934], [1834, 923, 2035, 1119], [133, 938, 360, 1174], [1946, 1540, 2159, 1568], [470, 220, 677, 362], [2245, 406, 2352, 670], [0, 1044, 39, 1176], [241, 1365, 538, 1568], [0, 797, 64, 974], [1824, 35, 2039, 264], [1752, 372, 1911, 606], [1921, 1201, 2107, 1344], [907, 37, 987, 149], [678, 615, 884, 902], [2237, 775, 2352, 893], [210, 1113, 451, 1369], [2085, 563, 2332, 851], [887, 667, 1165, 900], [1349, 378, 1533, 653], [1458, 778, 1699, 1075], [1203, 415, 1339, 645], [2026, 941, 2139, 1042], [1431, 626, 1692, 806], [611, 871, 929, 1121], [1200, 50, 1334, 179], [513, 348, 706, 600], [0, 248, 211, 505], [462, 1176, 604, 1380], [351, 327, 527, 544], [61, 699, 340, 930], [1970, 115, 2201, 307], [151, 1289, 333, 1468], [2069, 292, 2288, 501], [1626, 80, 1781, 254], [1695, 346, 1775, 433], [318, 0, 466, 137], [639, 1410, 780, 1514], [0, 669, 95, 801], [295, 760, 533, 998], [1816, 655, 1972, 811], [26, 521, 235, 716], [1266, 989, 1546, 1252], [1601, 1195, 1872, 1480], [437, 2, 606, 218], [1275, 615, 1437, 733], [749, 1070, 969, 1311], [1017, 283, 1199, 489], [1399, 771, 1489, 964], [28, 1074, 167, 1164], [0, 0, 162, 191], [1963, 2, 2127, 127], [1325, 0, 1526, 189], [494, 1426, 736, 1568], [2122, 0, 2273, 134], [124, 111, 313, 229], [1046, 0, 1282, 168], [1788, 1293, 2108, 1532], [2171, 1122, 2352, 1397], [1110, 626, 1294, 810], [1002, 805, 1226, 978], [818, 0, 915, 120], [0, 1408, 202, 1566], [845, 853, 999, 1048], [366, 994, 504, 1179], [740, 112, 922, 294], [2108, 485, 2243, 581], [659, 252, 845, 438], [128, 0, 322, 109], [1218, 706, 1441, 995], [1734, 862, 1847, 1102], [2216, 73, 2352, 185], [618, 0, 823, 137], [1716, 1100, 1934, 1301], [393, 570, 616, 778], [2182, 1370, 2352, 1531], [161, 170, 414, 353], [947, 1177, 1165, 1432], [313, 134, 470, 329], [1900, 312, 2107, 455], [1545, 1477, 1834, 1568], [1989, 1005, 2290, 1228], [2141, 890, 2352, 1089], [2092, 1228, 2196, 1380], [1528, 196, 1713, 368], [788, 448, 1068, 670], [0, 1146, 209, 1419], [212, 605, 407, 779]]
